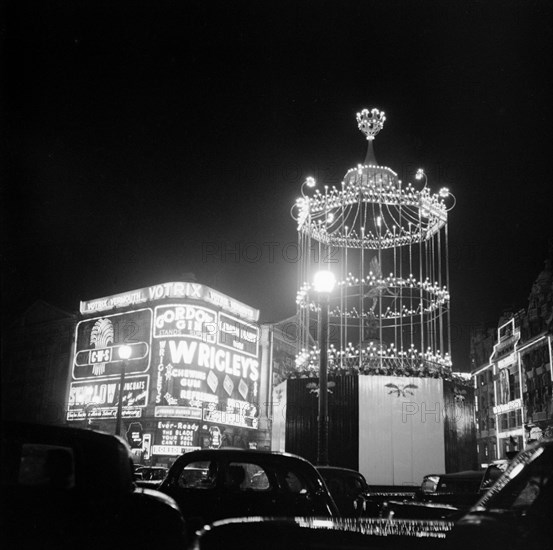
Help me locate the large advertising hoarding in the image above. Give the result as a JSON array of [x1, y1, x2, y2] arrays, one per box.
[[67, 309, 152, 421], [151, 304, 260, 455]]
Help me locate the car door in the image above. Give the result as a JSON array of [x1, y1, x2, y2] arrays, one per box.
[[216, 460, 280, 519], [161, 459, 223, 524]]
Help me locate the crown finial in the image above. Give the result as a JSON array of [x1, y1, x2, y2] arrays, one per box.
[[356, 108, 386, 141]]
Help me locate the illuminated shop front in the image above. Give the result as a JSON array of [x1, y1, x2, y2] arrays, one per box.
[[66, 282, 263, 464], [490, 317, 524, 458]]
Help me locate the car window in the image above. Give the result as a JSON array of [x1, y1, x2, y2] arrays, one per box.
[[346, 475, 364, 492], [326, 477, 344, 496], [278, 469, 308, 494], [17, 444, 75, 490], [178, 461, 216, 489], [421, 475, 440, 493], [511, 476, 547, 509], [226, 462, 271, 492], [438, 477, 482, 493], [145, 469, 166, 481]]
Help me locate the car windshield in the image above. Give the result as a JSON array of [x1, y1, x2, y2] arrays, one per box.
[[321, 471, 368, 496], [437, 475, 482, 494], [475, 443, 552, 512]]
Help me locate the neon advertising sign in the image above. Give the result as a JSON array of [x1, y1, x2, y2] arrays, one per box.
[[67, 309, 152, 421], [80, 282, 260, 322], [152, 304, 260, 430]]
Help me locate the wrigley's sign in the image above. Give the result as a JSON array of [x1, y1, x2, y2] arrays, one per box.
[[80, 282, 259, 322]]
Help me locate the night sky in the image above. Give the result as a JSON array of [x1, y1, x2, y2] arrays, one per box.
[[2, 0, 552, 370]]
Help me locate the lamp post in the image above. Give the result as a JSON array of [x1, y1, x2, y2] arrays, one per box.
[[313, 270, 335, 466], [115, 344, 132, 436]]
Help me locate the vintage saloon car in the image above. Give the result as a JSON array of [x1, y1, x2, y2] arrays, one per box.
[[381, 464, 506, 520], [1, 421, 187, 549], [158, 448, 339, 530], [191, 440, 552, 549], [316, 466, 372, 516], [447, 438, 553, 550]]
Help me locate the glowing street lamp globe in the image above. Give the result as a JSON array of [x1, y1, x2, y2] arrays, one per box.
[[314, 270, 336, 294], [118, 345, 132, 360]]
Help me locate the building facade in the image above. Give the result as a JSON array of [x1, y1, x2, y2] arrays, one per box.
[[472, 256, 553, 466], [66, 281, 267, 466], [1, 300, 76, 425]]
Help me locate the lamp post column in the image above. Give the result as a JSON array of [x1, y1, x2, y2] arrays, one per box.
[[313, 269, 335, 467], [115, 345, 132, 436], [317, 292, 330, 466], [115, 362, 126, 436]]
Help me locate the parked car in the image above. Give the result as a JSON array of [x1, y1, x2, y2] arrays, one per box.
[[382, 464, 505, 520], [1, 421, 187, 549], [316, 466, 372, 516], [448, 438, 553, 550], [134, 465, 168, 489], [158, 449, 339, 532]]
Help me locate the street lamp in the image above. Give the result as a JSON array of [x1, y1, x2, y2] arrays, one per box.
[[115, 344, 132, 436], [313, 270, 335, 466]]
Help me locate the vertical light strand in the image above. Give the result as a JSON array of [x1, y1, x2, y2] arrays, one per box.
[[345, 226, 349, 370], [339, 242, 343, 369], [399, 180, 404, 360], [409, 223, 414, 351], [358, 175, 364, 371], [418, 206, 424, 366], [438, 227, 444, 359], [378, 201, 383, 370], [445, 222, 452, 363], [393, 225, 398, 350]]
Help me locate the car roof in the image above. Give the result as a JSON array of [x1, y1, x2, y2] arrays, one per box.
[[1, 420, 134, 494], [171, 448, 319, 470], [317, 466, 363, 475], [438, 470, 485, 480]]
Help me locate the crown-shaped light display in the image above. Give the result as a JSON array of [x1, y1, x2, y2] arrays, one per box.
[[356, 108, 386, 141]]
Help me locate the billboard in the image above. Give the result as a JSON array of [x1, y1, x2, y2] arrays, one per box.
[[72, 309, 152, 379], [67, 375, 148, 420], [152, 304, 260, 432], [67, 309, 152, 420]]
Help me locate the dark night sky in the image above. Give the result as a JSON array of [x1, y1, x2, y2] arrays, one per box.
[[2, 0, 552, 370]]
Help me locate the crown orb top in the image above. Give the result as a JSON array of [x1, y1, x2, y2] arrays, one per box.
[[356, 108, 386, 141]]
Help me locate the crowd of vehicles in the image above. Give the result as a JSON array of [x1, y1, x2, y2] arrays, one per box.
[[2, 421, 551, 549]]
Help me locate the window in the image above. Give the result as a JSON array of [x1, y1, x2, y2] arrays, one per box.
[[178, 461, 216, 489], [281, 470, 307, 494], [226, 462, 271, 492]]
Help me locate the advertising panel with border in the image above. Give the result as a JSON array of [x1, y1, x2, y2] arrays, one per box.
[[67, 374, 149, 421], [150, 303, 260, 454], [72, 309, 152, 379]]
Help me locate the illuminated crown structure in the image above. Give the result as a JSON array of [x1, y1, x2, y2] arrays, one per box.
[[291, 108, 456, 377]]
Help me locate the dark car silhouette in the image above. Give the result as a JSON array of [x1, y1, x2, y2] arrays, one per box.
[[316, 466, 372, 516], [158, 448, 339, 531], [1, 421, 187, 549], [448, 438, 553, 550]]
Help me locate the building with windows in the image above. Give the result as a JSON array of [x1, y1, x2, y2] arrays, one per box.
[[472, 255, 553, 466]]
